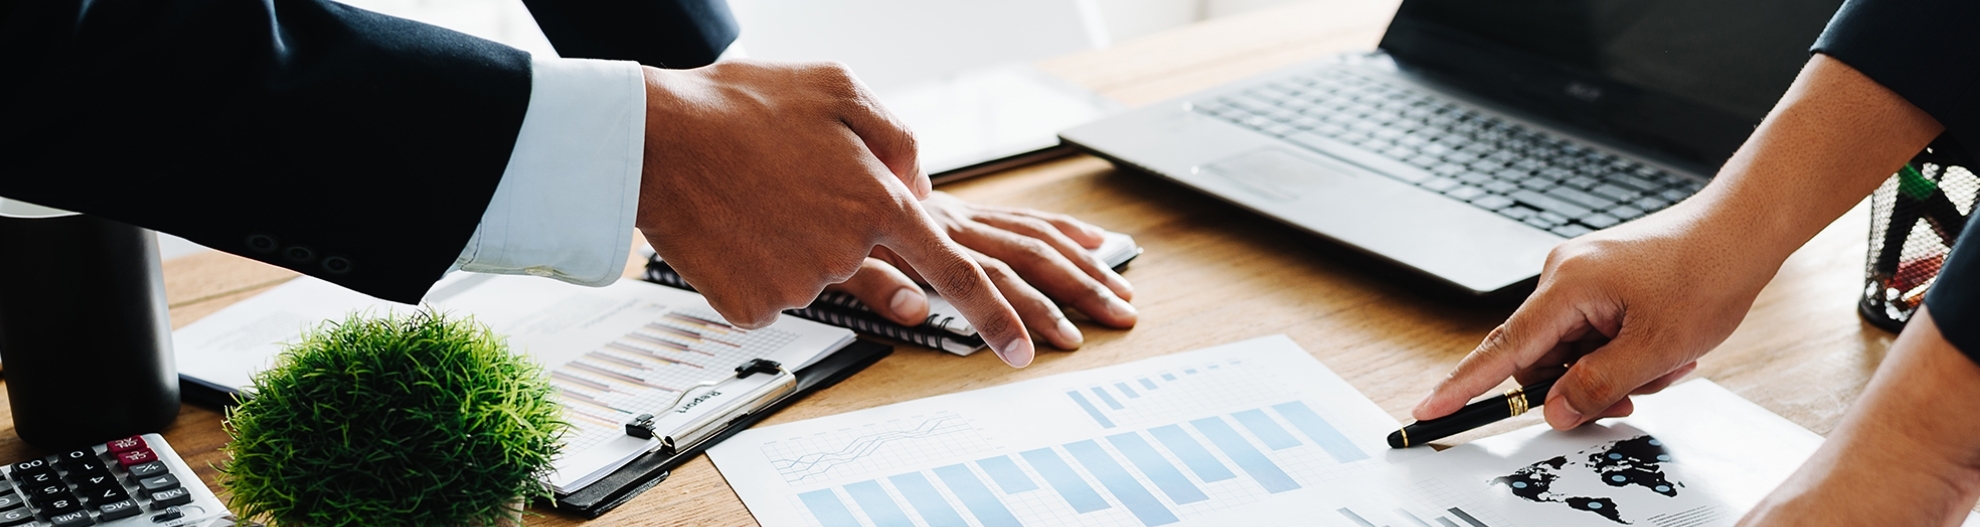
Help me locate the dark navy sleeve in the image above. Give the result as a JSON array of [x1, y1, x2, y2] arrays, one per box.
[[1813, 1, 1980, 361]]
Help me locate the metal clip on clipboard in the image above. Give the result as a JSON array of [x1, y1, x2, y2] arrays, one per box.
[[623, 358, 797, 456]]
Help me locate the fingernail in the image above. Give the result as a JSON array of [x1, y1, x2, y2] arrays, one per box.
[[1544, 394, 1583, 430], [996, 336, 1035, 368], [889, 288, 926, 320], [1106, 296, 1138, 320], [1055, 316, 1084, 348], [1104, 269, 1135, 298]]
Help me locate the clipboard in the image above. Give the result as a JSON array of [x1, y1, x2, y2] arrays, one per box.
[[549, 338, 893, 517]]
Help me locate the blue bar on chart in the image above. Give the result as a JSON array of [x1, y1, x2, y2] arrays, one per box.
[[933, 464, 1022, 527], [1090, 387, 1125, 410], [1147, 424, 1235, 482], [1161, 373, 1177, 381], [1232, 409, 1302, 450], [1184, 368, 1198, 375], [1067, 391, 1116, 428], [1064, 440, 1180, 526], [843, 480, 914, 527], [798, 489, 861, 527], [887, 472, 969, 527], [1190, 416, 1300, 493], [1019, 448, 1112, 513], [1447, 507, 1492, 527], [1272, 401, 1370, 463], [1139, 378, 1159, 390], [1105, 432, 1208, 504], [1115, 382, 1141, 399], [975, 455, 1038, 493]]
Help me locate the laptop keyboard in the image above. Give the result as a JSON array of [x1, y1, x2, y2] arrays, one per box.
[[1190, 68, 1706, 238]]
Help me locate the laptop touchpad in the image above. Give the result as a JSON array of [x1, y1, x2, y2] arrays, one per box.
[[1200, 149, 1357, 201]]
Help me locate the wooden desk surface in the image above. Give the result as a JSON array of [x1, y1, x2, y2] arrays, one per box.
[[0, 0, 1896, 524]]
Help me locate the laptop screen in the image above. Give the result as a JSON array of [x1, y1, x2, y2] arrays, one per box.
[[1380, 0, 1844, 167]]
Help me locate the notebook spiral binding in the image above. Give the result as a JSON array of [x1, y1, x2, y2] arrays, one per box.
[[641, 259, 986, 352]]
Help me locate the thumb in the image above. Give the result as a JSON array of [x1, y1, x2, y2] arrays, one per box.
[[826, 258, 929, 326], [1541, 333, 1684, 429]]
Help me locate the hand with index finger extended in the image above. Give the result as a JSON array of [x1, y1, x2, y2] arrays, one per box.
[[1411, 213, 1773, 430]]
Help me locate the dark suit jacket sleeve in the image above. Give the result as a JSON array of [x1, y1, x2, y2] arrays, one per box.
[[1812, 0, 1980, 363], [0, 0, 738, 305], [0, 0, 530, 304]]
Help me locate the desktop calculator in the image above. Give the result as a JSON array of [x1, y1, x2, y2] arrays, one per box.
[[0, 434, 228, 527]]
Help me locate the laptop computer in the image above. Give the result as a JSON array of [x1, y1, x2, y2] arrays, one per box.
[[1061, 0, 1843, 297]]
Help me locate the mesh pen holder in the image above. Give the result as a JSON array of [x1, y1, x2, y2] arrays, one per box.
[[1860, 152, 1978, 332]]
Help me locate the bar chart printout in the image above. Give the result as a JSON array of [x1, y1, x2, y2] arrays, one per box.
[[708, 335, 1434, 527]]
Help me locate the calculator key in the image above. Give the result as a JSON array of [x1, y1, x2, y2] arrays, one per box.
[[78, 486, 126, 506], [147, 488, 191, 509], [0, 493, 23, 511], [59, 459, 107, 478], [97, 499, 140, 521], [10, 461, 49, 476], [113, 450, 155, 467], [136, 474, 178, 493], [46, 511, 90, 527], [68, 475, 114, 494], [0, 508, 31, 526], [16, 472, 57, 487], [38, 495, 81, 515], [26, 483, 68, 502], [124, 461, 167, 479], [105, 437, 145, 454]]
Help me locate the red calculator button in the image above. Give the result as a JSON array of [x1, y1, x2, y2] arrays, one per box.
[[106, 436, 145, 453], [113, 449, 154, 467]]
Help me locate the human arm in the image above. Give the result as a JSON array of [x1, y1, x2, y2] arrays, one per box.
[[1411, 54, 1944, 427], [1737, 308, 1980, 526]]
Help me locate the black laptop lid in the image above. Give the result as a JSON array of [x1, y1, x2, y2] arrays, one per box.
[[1380, 0, 1843, 167]]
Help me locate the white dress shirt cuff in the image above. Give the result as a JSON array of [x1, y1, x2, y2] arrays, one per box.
[[452, 55, 646, 287]]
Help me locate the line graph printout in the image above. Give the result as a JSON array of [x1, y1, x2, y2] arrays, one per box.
[[710, 335, 1431, 527]]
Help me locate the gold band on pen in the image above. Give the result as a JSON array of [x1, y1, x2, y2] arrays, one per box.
[[1505, 386, 1529, 416], [1398, 428, 1409, 447]]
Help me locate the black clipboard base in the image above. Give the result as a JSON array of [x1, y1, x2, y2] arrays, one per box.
[[547, 338, 894, 517]]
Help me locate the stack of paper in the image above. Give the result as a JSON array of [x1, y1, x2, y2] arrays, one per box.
[[172, 274, 856, 494]]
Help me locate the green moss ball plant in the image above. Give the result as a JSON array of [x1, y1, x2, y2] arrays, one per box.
[[218, 311, 568, 526]]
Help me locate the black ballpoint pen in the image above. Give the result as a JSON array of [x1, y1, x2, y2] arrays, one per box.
[[1387, 379, 1557, 448]]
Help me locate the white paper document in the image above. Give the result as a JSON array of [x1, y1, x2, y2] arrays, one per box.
[[708, 336, 1980, 527], [172, 274, 856, 494], [707, 335, 1428, 527]]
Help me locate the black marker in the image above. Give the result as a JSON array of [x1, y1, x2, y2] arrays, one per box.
[[1387, 379, 1556, 448]]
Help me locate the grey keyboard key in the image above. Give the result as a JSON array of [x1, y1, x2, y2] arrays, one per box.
[[1443, 151, 1480, 164], [48, 511, 89, 527], [1535, 211, 1569, 225], [1509, 190, 1593, 219], [1609, 205, 1646, 220], [1406, 155, 1441, 168], [1519, 178, 1555, 191], [1524, 217, 1559, 230], [1659, 188, 1692, 201], [1562, 175, 1601, 189], [1467, 159, 1503, 172], [1635, 196, 1672, 210], [1608, 174, 1661, 192], [1383, 146, 1417, 159], [1589, 183, 1640, 202], [1446, 185, 1487, 200], [1456, 172, 1493, 185], [1263, 123, 1297, 136], [1552, 225, 1594, 238], [1544, 186, 1616, 210], [1471, 194, 1515, 210], [1431, 163, 1466, 176], [1580, 213, 1621, 229], [1499, 206, 1538, 220], [1482, 180, 1519, 194], [1421, 177, 1460, 192]]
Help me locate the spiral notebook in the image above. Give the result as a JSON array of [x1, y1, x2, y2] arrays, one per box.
[[641, 231, 1140, 355]]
